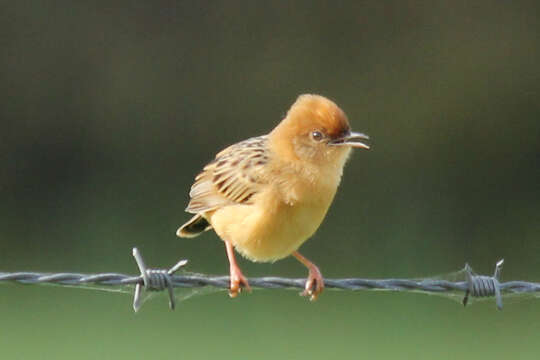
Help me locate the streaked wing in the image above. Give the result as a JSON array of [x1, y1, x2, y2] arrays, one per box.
[[186, 136, 270, 213]]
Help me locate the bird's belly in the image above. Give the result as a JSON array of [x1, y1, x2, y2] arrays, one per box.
[[210, 192, 332, 262]]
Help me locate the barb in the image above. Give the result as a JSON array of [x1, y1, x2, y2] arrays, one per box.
[[0, 250, 539, 312], [463, 259, 504, 310], [132, 247, 188, 312]]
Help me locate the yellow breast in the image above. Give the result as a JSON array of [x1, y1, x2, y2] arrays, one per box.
[[209, 160, 343, 262]]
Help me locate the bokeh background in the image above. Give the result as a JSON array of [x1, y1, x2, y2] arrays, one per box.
[[1, 1, 539, 359]]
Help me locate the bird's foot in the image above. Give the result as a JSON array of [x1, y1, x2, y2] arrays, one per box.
[[302, 265, 325, 301], [229, 265, 251, 298]]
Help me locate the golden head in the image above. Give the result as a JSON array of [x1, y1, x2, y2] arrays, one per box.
[[269, 94, 369, 164]]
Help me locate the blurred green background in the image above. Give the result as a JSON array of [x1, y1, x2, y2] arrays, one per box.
[[1, 1, 539, 359]]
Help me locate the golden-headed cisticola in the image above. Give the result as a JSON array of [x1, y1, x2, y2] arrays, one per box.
[[177, 94, 369, 300]]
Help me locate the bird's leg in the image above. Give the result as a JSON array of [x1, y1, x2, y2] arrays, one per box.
[[293, 251, 325, 301], [225, 241, 251, 297]]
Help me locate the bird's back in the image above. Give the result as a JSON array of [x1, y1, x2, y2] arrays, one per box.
[[185, 135, 270, 214]]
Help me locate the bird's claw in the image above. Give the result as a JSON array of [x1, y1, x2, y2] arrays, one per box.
[[229, 267, 251, 298], [301, 267, 325, 301]]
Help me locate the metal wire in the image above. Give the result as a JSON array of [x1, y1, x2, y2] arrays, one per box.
[[0, 249, 539, 312]]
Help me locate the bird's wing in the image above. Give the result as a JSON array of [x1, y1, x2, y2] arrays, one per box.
[[186, 136, 270, 214]]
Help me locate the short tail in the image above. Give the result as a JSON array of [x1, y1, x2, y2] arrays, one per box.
[[177, 214, 212, 238]]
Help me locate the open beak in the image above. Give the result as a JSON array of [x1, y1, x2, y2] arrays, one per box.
[[329, 131, 370, 149]]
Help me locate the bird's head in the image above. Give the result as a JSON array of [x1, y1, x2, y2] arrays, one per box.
[[270, 94, 369, 166]]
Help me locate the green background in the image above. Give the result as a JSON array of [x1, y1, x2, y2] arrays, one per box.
[[1, 1, 539, 359]]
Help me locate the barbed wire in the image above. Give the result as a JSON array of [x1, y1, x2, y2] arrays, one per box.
[[0, 248, 539, 312]]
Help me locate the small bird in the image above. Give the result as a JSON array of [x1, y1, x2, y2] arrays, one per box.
[[177, 94, 369, 300]]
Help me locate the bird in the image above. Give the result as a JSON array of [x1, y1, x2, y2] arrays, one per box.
[[177, 94, 369, 300]]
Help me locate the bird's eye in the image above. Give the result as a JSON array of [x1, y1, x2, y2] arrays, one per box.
[[311, 131, 324, 142]]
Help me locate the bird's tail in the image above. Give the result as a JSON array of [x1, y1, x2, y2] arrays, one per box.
[[177, 214, 212, 238]]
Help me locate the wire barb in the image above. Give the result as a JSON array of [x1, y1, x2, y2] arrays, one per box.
[[132, 248, 188, 312], [463, 259, 504, 310]]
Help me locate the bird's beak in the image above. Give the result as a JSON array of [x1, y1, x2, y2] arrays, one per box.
[[329, 131, 370, 149]]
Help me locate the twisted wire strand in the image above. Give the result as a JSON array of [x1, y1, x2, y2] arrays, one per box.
[[1, 250, 539, 312], [1, 272, 539, 293]]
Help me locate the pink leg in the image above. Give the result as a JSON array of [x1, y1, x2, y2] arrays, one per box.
[[225, 241, 251, 297], [293, 251, 325, 301]]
